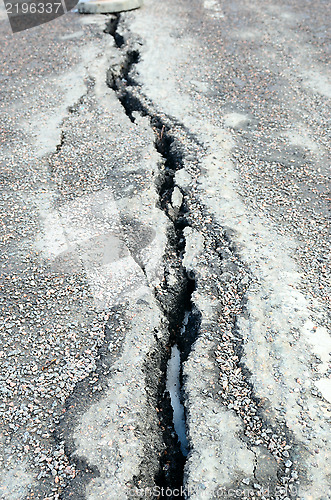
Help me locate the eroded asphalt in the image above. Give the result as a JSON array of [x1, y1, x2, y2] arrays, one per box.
[[0, 0, 330, 499]]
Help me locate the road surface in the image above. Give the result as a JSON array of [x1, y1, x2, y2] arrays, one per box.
[[0, 0, 330, 499]]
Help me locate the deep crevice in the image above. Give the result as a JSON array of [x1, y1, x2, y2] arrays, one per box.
[[106, 38, 141, 123], [147, 127, 200, 496], [105, 21, 204, 496], [104, 14, 125, 48]]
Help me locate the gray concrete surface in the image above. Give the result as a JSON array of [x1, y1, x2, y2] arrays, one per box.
[[0, 0, 330, 499]]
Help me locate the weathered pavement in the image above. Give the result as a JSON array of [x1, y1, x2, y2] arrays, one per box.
[[0, 0, 330, 499]]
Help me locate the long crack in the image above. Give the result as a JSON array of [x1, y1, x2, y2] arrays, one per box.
[[147, 126, 202, 496], [104, 17, 203, 495], [56, 13, 300, 499], [106, 15, 301, 498]]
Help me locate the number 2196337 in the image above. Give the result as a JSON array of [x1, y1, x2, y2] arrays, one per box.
[[6, 2, 63, 14]]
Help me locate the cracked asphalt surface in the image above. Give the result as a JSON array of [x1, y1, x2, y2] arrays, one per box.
[[0, 0, 330, 499]]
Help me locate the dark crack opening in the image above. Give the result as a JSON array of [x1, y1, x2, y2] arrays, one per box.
[[105, 19, 205, 496]]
